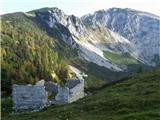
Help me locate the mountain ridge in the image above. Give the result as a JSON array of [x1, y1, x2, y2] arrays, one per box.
[[29, 7, 160, 68], [82, 7, 160, 66], [1, 7, 159, 95]]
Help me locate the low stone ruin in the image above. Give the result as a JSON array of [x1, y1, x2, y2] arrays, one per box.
[[54, 79, 84, 103], [12, 84, 48, 112], [12, 79, 84, 112]]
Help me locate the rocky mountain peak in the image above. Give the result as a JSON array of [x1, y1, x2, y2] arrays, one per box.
[[35, 8, 85, 35], [34, 7, 160, 67], [81, 8, 160, 66]]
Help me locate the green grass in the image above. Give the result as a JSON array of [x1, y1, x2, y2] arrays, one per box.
[[1, 97, 13, 116], [2, 67, 160, 120], [70, 58, 127, 89], [103, 51, 138, 65]]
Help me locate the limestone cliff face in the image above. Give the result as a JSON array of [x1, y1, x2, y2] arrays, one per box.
[[35, 8, 84, 48], [34, 7, 160, 71], [35, 8, 123, 71], [82, 8, 160, 66]]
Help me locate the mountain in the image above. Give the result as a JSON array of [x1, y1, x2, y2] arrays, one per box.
[[82, 8, 160, 66], [33, 7, 122, 71], [33, 7, 160, 69], [2, 67, 160, 120], [1, 7, 160, 95]]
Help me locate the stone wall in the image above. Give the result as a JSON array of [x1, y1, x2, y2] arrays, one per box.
[[45, 81, 58, 93], [69, 79, 84, 102], [12, 84, 48, 111], [65, 79, 80, 89], [12, 79, 85, 111], [55, 79, 84, 103], [55, 87, 69, 103]]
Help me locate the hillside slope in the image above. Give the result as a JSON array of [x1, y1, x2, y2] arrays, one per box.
[[1, 7, 159, 95], [82, 8, 160, 66], [1, 12, 77, 95], [2, 67, 160, 120], [31, 7, 159, 70], [1, 9, 131, 94]]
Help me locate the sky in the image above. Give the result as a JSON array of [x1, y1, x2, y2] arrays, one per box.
[[1, 0, 160, 16]]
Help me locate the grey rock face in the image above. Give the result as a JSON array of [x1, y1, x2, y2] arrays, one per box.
[[82, 8, 160, 66], [35, 8, 123, 71], [34, 7, 160, 70], [35, 8, 85, 48], [35, 8, 85, 35]]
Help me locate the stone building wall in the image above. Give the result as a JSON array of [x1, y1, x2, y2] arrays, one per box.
[[55, 79, 84, 103], [55, 87, 69, 103], [45, 81, 58, 93], [12, 79, 84, 111], [68, 79, 84, 102], [12, 84, 48, 111]]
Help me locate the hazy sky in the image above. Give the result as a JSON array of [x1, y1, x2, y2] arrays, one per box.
[[1, 0, 160, 16]]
